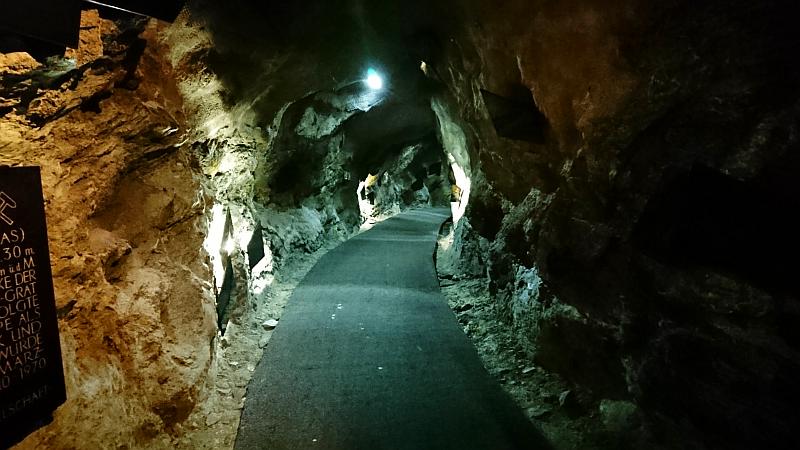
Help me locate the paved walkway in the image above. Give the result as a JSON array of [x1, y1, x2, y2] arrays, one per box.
[[236, 208, 549, 450]]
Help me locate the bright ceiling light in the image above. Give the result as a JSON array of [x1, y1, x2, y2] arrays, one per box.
[[365, 68, 383, 90], [223, 238, 236, 255]]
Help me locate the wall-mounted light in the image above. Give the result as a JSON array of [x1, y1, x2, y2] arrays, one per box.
[[223, 238, 236, 255], [364, 68, 384, 90]]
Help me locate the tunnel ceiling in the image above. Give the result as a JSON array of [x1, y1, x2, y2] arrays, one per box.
[[0, 0, 185, 56], [189, 0, 461, 199], [343, 98, 438, 178], [192, 0, 458, 133]]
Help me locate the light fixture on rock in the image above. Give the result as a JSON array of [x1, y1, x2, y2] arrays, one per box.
[[364, 68, 383, 90]]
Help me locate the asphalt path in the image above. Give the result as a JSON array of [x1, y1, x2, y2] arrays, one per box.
[[235, 207, 550, 450]]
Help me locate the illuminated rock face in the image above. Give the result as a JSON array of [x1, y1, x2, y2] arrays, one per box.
[[1, 19, 216, 448]]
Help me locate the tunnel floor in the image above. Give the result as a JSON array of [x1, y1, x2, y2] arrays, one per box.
[[235, 207, 548, 450]]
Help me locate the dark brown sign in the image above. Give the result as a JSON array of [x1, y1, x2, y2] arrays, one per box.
[[0, 166, 66, 448]]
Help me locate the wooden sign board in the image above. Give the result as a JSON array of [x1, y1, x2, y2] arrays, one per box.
[[0, 166, 66, 448]]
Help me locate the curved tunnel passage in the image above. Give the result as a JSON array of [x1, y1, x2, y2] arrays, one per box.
[[1, 1, 800, 449], [236, 208, 547, 450]]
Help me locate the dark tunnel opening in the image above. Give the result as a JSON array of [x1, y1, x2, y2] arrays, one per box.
[[633, 162, 800, 298], [481, 86, 549, 143]]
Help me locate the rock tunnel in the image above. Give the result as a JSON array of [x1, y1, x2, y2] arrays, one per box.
[[1, 0, 799, 448]]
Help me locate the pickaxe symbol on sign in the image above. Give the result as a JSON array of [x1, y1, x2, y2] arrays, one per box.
[[0, 192, 17, 226]]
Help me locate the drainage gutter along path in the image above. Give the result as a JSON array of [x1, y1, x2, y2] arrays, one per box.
[[236, 207, 549, 450]]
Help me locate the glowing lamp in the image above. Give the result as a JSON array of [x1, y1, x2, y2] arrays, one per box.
[[365, 68, 383, 90], [223, 238, 235, 255]]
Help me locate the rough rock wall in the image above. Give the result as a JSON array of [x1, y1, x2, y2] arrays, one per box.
[[3, 3, 448, 448], [165, 4, 447, 276], [368, 140, 449, 219], [1, 17, 217, 448], [431, 0, 800, 448]]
